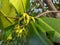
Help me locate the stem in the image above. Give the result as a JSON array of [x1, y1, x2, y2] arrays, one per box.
[[35, 11, 60, 18]]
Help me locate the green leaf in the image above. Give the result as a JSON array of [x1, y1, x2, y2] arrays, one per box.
[[28, 21, 53, 45], [0, 0, 16, 29], [3, 25, 14, 40], [10, 0, 30, 14], [0, 17, 3, 29], [0, 0, 16, 17], [0, 0, 2, 8], [0, 12, 12, 29], [37, 17, 60, 43]]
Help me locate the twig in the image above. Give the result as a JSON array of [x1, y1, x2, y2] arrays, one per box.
[[35, 11, 60, 18]]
